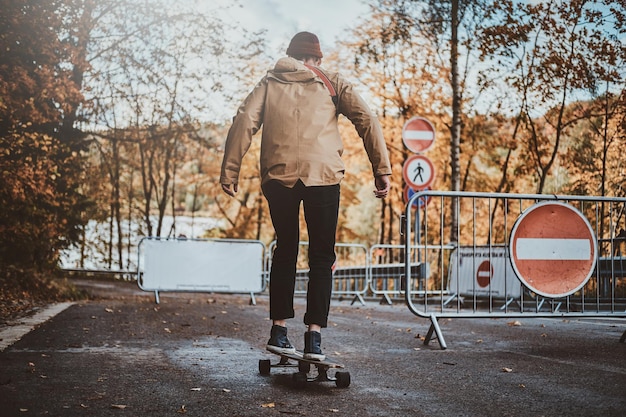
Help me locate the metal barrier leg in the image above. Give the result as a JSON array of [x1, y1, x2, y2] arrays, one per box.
[[500, 297, 516, 310], [350, 294, 366, 306], [424, 315, 447, 350], [380, 294, 392, 305], [154, 290, 160, 304], [249, 292, 256, 306], [443, 293, 459, 307]]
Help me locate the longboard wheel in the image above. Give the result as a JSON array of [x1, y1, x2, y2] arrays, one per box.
[[335, 371, 351, 388], [259, 359, 271, 375]]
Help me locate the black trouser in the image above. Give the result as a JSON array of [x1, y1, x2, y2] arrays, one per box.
[[262, 180, 340, 328]]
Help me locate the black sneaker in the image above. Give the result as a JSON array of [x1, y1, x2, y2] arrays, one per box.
[[303, 331, 325, 361], [266, 325, 296, 354]]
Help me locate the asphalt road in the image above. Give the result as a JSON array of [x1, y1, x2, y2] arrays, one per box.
[[1, 278, 625, 417]]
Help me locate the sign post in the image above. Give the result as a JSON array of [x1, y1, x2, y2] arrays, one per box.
[[509, 202, 597, 298]]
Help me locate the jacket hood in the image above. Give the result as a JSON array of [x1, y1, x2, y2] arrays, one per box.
[[268, 57, 317, 83]]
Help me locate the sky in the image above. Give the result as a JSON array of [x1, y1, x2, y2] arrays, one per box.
[[213, 0, 372, 60]]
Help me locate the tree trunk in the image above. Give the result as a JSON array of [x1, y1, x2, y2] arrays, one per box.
[[449, 0, 461, 244]]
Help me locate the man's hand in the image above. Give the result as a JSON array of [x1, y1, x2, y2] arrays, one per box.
[[221, 183, 238, 197], [373, 175, 390, 199]]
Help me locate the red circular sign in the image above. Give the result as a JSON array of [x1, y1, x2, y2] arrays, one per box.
[[476, 260, 493, 288], [402, 155, 435, 190], [402, 117, 435, 153], [509, 202, 597, 298]]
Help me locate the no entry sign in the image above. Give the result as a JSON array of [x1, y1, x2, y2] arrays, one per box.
[[476, 260, 493, 288], [402, 116, 435, 153], [509, 202, 597, 298]]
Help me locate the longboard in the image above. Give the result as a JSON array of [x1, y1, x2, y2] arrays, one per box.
[[258, 350, 351, 388]]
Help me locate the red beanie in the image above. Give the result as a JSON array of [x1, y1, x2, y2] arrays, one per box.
[[286, 32, 323, 59]]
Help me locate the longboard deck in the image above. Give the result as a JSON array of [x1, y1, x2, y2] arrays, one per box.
[[272, 350, 344, 368]]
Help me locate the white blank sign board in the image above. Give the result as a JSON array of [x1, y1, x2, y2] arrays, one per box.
[[139, 238, 265, 293]]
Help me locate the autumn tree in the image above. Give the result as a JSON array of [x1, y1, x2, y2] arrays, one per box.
[[0, 0, 92, 316], [567, 92, 626, 199], [416, 0, 489, 241], [340, 0, 451, 245], [70, 0, 266, 267], [0, 0, 89, 273], [478, 0, 626, 195]]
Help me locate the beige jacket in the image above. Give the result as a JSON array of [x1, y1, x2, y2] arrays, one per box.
[[220, 57, 391, 187]]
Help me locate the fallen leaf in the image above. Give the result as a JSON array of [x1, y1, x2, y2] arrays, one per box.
[[329, 409, 339, 413], [19, 409, 28, 412], [164, 328, 171, 333], [105, 308, 114, 313], [222, 388, 231, 393], [502, 367, 513, 373], [177, 405, 187, 414], [261, 402, 275, 408], [507, 321, 522, 327], [111, 404, 127, 409], [190, 387, 201, 391]]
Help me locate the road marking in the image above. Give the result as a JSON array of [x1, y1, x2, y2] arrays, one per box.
[[0, 302, 75, 352]]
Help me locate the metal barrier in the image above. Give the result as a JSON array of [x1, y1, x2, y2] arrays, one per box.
[[403, 190, 626, 349], [369, 244, 431, 305], [267, 241, 370, 304], [137, 237, 266, 304], [61, 268, 138, 281]]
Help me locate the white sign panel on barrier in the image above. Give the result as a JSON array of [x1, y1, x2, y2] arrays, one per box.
[[447, 246, 521, 298], [139, 238, 265, 294]]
